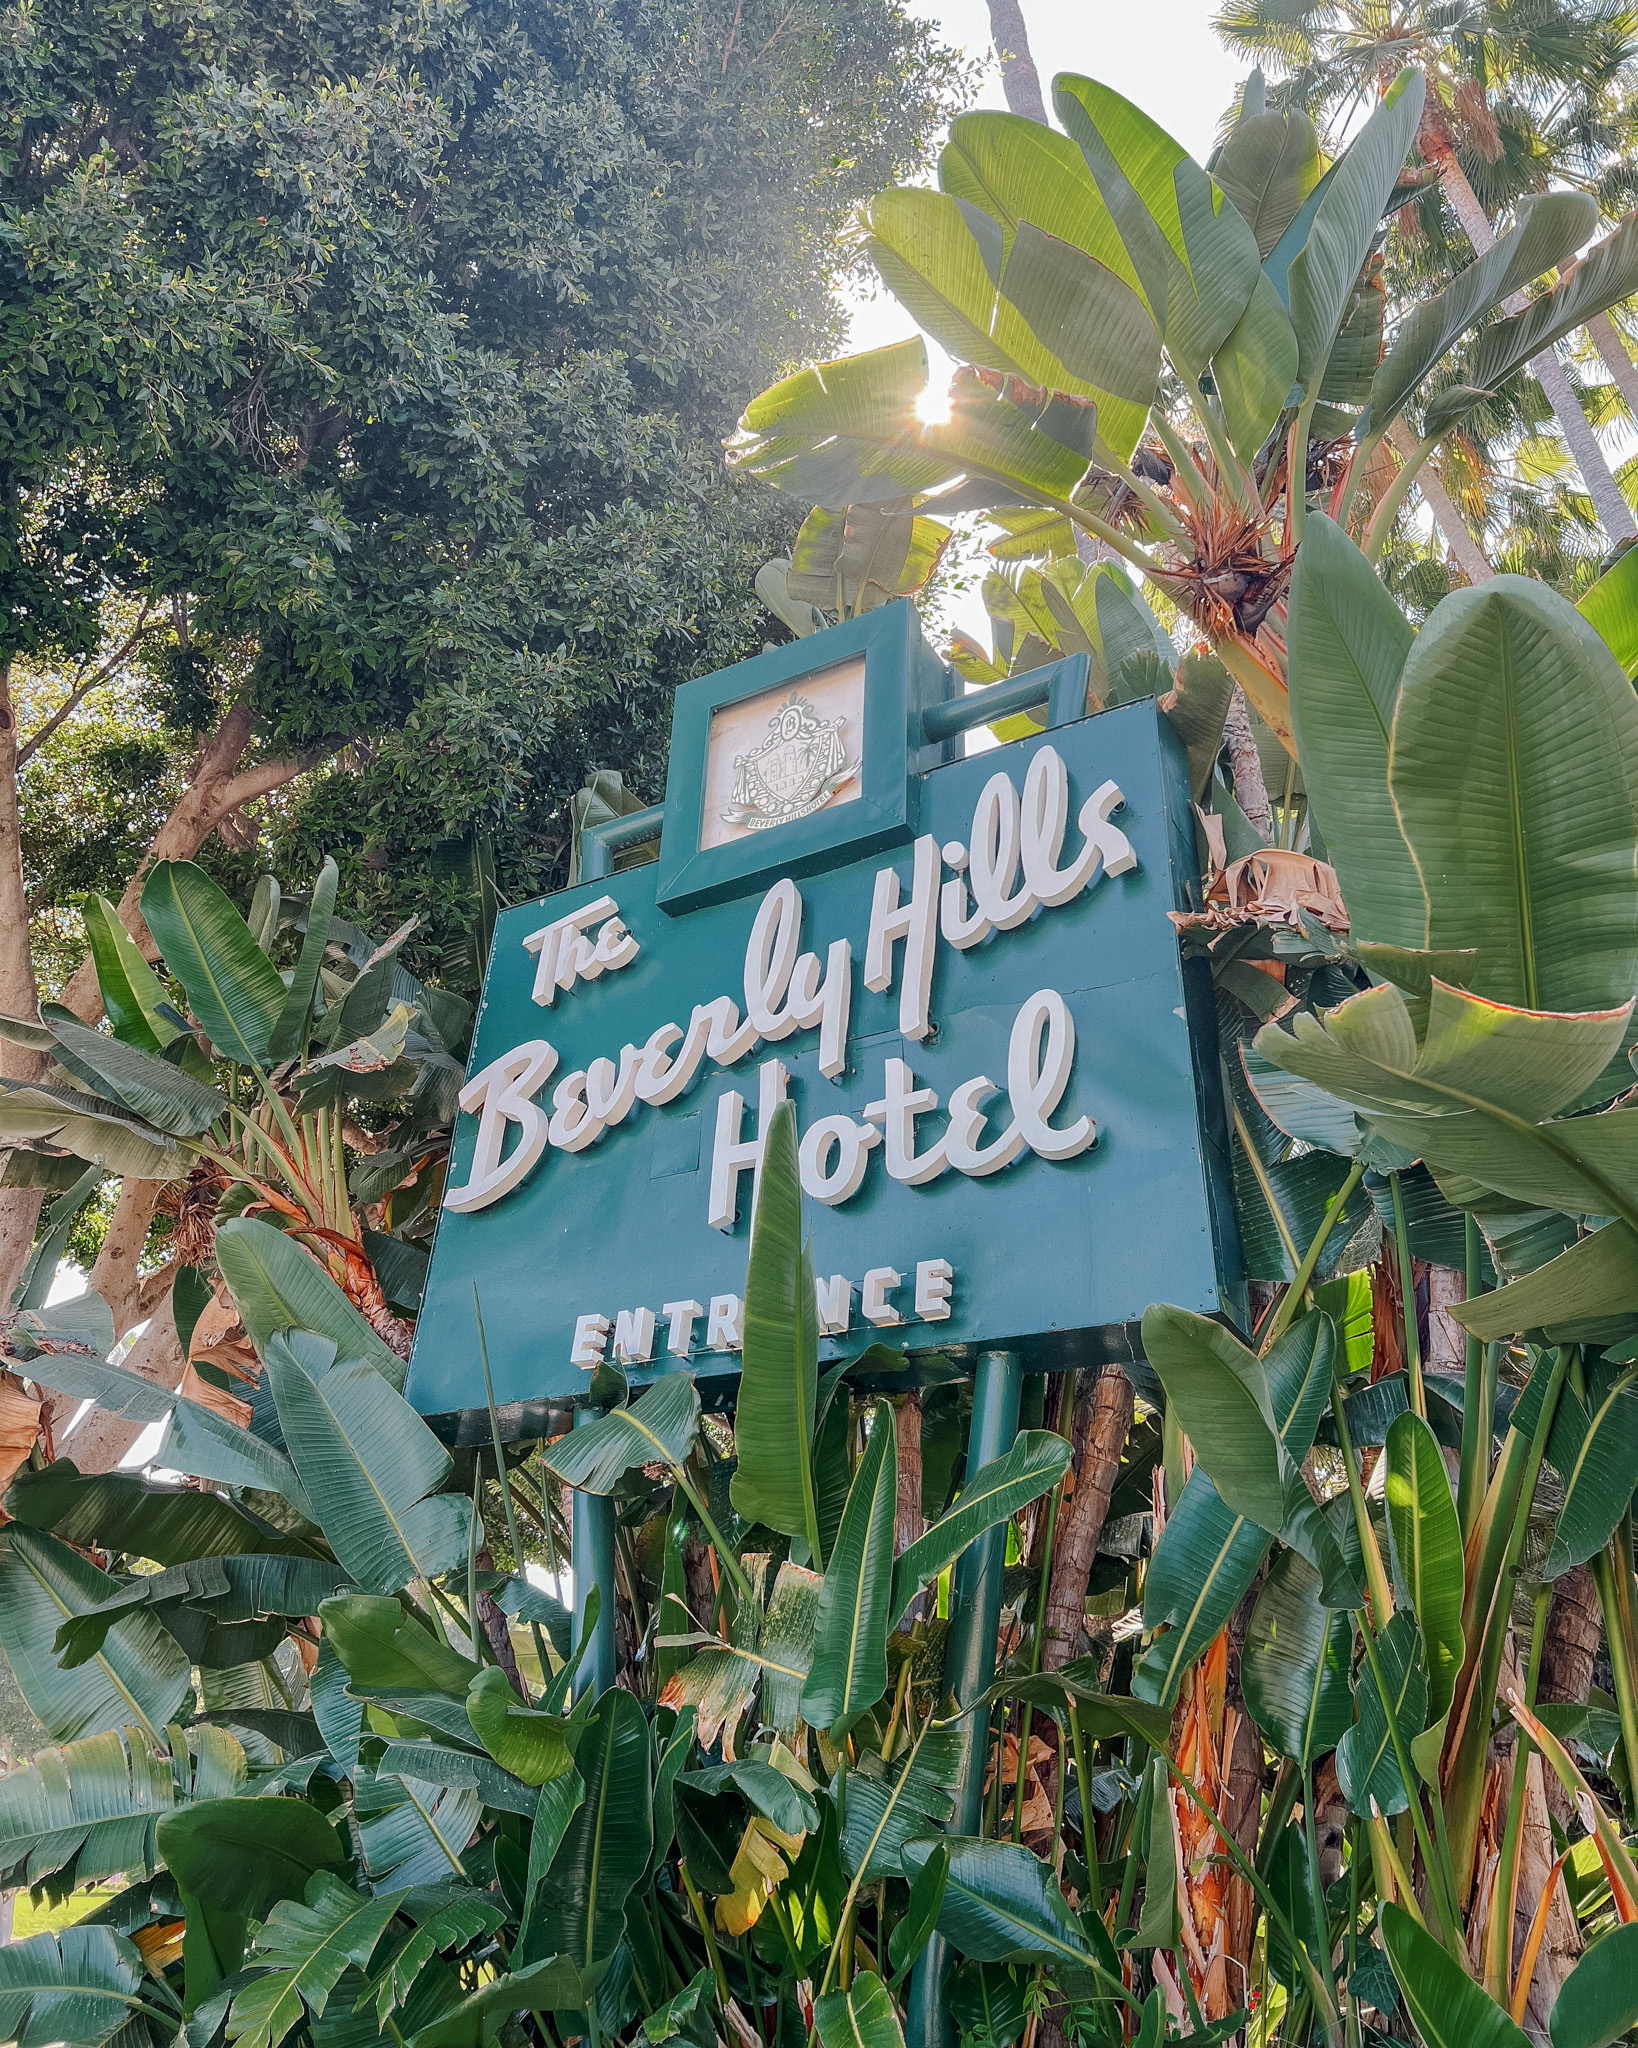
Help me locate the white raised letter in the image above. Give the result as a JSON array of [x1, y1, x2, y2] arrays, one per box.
[[707, 1059, 788, 1231], [706, 1295, 743, 1351], [787, 938, 853, 1080], [523, 896, 637, 1006], [861, 1268, 903, 1326], [443, 1040, 558, 1212], [744, 880, 803, 1040], [1008, 990, 1096, 1162], [663, 1300, 705, 1357], [799, 1114, 880, 1205], [943, 1075, 1026, 1178], [864, 1057, 948, 1186], [864, 835, 939, 1039], [611, 1307, 656, 1365], [915, 1259, 954, 1321], [815, 1274, 852, 1336], [571, 1313, 611, 1367], [548, 1069, 603, 1153], [968, 771, 1035, 930]]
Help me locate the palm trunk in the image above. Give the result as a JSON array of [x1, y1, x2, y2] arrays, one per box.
[[1386, 416, 1495, 582], [1430, 129, 1636, 544], [1586, 311, 1638, 423], [986, 0, 1047, 123], [1222, 687, 1275, 841], [1040, 1363, 1133, 1670]]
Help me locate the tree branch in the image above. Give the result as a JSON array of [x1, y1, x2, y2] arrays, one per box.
[[15, 609, 158, 769]]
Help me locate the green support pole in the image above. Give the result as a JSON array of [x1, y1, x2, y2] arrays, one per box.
[[571, 1406, 617, 1700], [905, 1348, 1023, 2048]]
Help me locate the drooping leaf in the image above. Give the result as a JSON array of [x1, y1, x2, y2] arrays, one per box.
[[903, 1837, 1093, 1968], [318, 1595, 478, 1697], [1455, 1223, 1638, 1341], [891, 1430, 1071, 1623], [403, 1954, 597, 2048], [465, 1666, 572, 1787], [1241, 1549, 1353, 1765], [158, 1796, 345, 1920], [1378, 1901, 1530, 2047], [141, 861, 287, 1066], [9, 1165, 104, 1312], [1578, 542, 1638, 679], [1366, 191, 1596, 431], [523, 1687, 651, 1970], [541, 1374, 700, 1495], [0, 1927, 152, 2048], [40, 1010, 225, 1137], [265, 1330, 470, 1595], [353, 1770, 482, 1894], [1388, 575, 1638, 1012], [786, 503, 953, 615], [0, 1525, 192, 1743], [800, 1401, 898, 1735], [0, 1075, 181, 1179], [1540, 1361, 1638, 1578], [888, 1845, 949, 1982], [841, 1730, 961, 1882], [732, 1099, 822, 1558], [1211, 268, 1300, 457]]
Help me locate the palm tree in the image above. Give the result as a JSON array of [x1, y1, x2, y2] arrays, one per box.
[[1217, 0, 1638, 543]]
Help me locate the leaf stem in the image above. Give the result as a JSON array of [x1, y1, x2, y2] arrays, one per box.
[[1303, 1762, 1342, 2022], [1264, 1160, 1366, 1350], [1362, 431, 1438, 564], [1388, 1175, 1424, 1418], [1329, 1381, 1394, 1624], [1352, 1606, 1458, 1950], [679, 1861, 730, 2014], [671, 1461, 758, 1608]]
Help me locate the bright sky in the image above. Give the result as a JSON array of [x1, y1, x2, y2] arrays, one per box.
[[842, 2, 1245, 652]]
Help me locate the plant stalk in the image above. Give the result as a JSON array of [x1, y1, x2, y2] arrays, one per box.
[[1388, 1174, 1424, 1418], [1264, 1161, 1366, 1349]]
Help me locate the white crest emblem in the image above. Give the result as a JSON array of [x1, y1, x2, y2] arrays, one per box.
[[723, 693, 856, 832]]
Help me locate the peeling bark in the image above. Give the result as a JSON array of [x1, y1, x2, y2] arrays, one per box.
[[1041, 1364, 1134, 1671], [1427, 1263, 1466, 1377], [86, 1180, 165, 1340], [1222, 687, 1275, 842], [1537, 1562, 1602, 1829], [57, 1292, 183, 1472]]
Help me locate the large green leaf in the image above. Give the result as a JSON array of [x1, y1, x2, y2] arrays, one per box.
[[465, 1667, 571, 1787], [1134, 1312, 1337, 1705], [1053, 73, 1261, 383], [801, 1400, 898, 1735], [18, 1352, 310, 1515], [141, 860, 287, 1066], [1455, 1221, 1638, 1340], [1336, 1610, 1426, 1817], [988, 1667, 1172, 1749], [1285, 512, 1420, 946], [1540, 1360, 1638, 1578], [1138, 1305, 1299, 1531], [524, 1687, 651, 1970], [405, 1956, 596, 2048], [266, 1331, 469, 1595], [0, 1526, 191, 1743], [542, 1374, 700, 1495], [890, 1430, 1071, 1623], [1285, 71, 1424, 396], [9, 1164, 103, 1311], [1426, 214, 1638, 438], [1577, 543, 1638, 678], [81, 894, 185, 1053], [0, 1076, 181, 1179], [1384, 1412, 1464, 1779], [216, 1217, 408, 1390], [1241, 1549, 1353, 1765], [0, 1722, 245, 1889], [41, 1010, 225, 1137], [158, 1796, 345, 1919], [902, 1837, 1093, 1968], [229, 1873, 403, 2048], [814, 1972, 904, 2048], [0, 1927, 153, 2048], [786, 504, 953, 615], [52, 1553, 348, 1670], [1549, 1922, 1638, 2048], [1213, 108, 1322, 257], [998, 223, 1161, 409], [1365, 191, 1595, 432], [353, 1769, 481, 1893], [1388, 576, 1638, 1012], [1211, 269, 1300, 457], [267, 857, 339, 1065], [732, 1100, 822, 1559], [841, 1730, 961, 1882], [1378, 1902, 1530, 2048], [1253, 982, 1638, 1222]]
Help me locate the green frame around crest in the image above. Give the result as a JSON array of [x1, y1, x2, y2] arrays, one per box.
[[654, 599, 954, 915]]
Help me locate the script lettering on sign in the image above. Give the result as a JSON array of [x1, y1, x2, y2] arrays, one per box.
[[442, 746, 1135, 1224]]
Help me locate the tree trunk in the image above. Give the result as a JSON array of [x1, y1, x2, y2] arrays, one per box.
[[58, 1291, 183, 1473], [986, 0, 1047, 123], [86, 1180, 164, 1340], [1587, 311, 1638, 422], [1537, 1562, 1602, 1830], [1426, 1263, 1466, 1378], [0, 661, 49, 1304], [1386, 417, 1495, 582], [1222, 687, 1275, 842], [1426, 119, 1636, 544], [1041, 1363, 1133, 1670]]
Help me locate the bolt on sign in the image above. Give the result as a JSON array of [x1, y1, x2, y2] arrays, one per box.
[[407, 604, 1243, 1420]]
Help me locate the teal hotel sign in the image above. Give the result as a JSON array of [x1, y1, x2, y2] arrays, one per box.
[[407, 602, 1243, 1422]]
